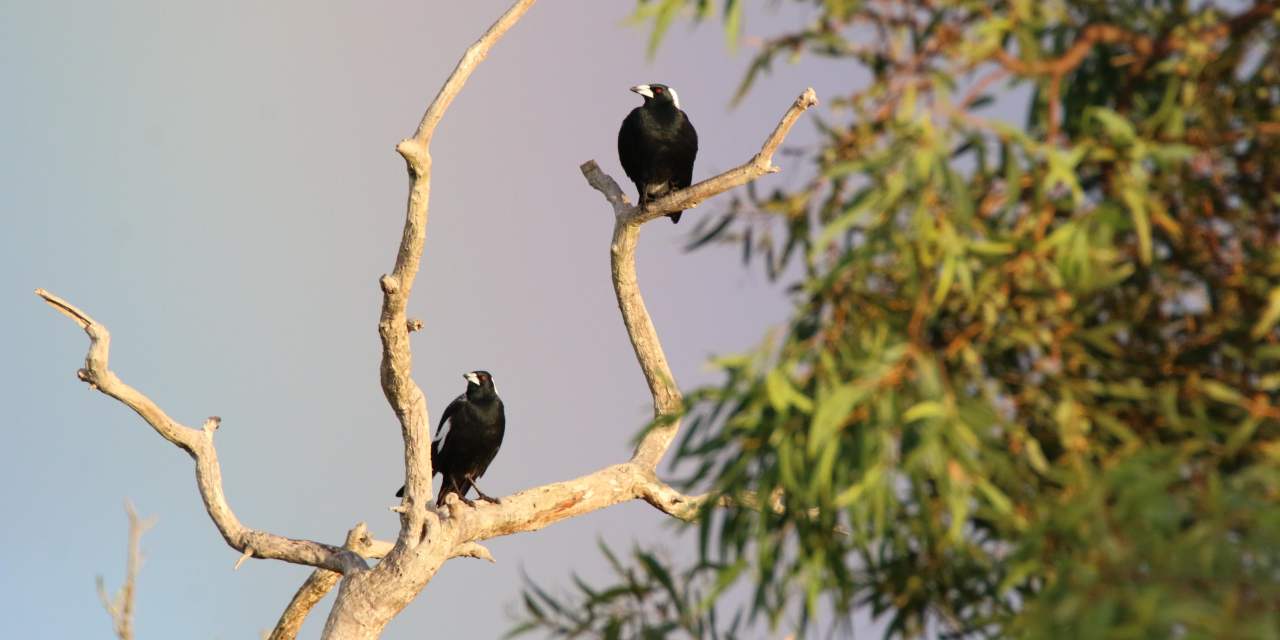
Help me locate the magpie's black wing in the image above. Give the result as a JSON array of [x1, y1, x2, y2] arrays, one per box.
[[673, 112, 698, 191], [395, 394, 467, 497], [666, 112, 698, 223], [618, 107, 647, 195], [431, 393, 467, 472], [436, 393, 465, 439]]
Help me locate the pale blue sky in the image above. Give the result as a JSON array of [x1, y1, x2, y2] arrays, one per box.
[[0, 1, 873, 637]]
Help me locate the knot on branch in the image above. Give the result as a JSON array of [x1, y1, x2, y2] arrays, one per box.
[[379, 275, 401, 294], [751, 154, 781, 174], [796, 87, 819, 109], [203, 416, 222, 434], [395, 139, 431, 176]]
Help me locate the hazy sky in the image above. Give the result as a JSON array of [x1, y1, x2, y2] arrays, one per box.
[[2, 1, 862, 637]]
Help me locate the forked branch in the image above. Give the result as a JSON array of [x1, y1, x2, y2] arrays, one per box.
[[35, 288, 369, 575]]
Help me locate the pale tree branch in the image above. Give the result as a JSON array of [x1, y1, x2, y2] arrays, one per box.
[[35, 288, 369, 575], [96, 502, 155, 640]]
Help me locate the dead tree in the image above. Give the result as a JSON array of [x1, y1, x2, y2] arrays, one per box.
[[36, 1, 817, 637]]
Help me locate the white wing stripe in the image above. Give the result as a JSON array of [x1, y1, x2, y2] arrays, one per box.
[[435, 418, 451, 447]]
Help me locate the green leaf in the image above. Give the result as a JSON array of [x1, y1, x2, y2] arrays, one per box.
[[1120, 183, 1153, 265], [1024, 437, 1050, 474], [637, 552, 683, 613], [807, 383, 865, 455], [903, 401, 946, 423], [968, 240, 1016, 256], [934, 253, 957, 305], [765, 369, 813, 413], [1251, 286, 1280, 340], [1201, 380, 1246, 407], [723, 0, 743, 51], [646, 0, 682, 59], [1224, 416, 1261, 456], [835, 465, 883, 507], [1088, 107, 1137, 144]]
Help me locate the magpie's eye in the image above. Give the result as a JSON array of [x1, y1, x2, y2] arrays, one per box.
[[653, 87, 663, 94]]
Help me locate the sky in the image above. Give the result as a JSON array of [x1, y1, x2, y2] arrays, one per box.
[[0, 1, 873, 638]]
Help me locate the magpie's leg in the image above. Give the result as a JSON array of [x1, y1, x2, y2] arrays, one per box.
[[437, 477, 469, 508], [454, 479, 476, 507], [470, 481, 501, 504]]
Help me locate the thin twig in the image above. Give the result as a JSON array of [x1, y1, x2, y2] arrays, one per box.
[[96, 502, 155, 640]]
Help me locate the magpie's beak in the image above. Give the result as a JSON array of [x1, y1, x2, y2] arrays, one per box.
[[464, 372, 481, 385], [630, 84, 654, 99]]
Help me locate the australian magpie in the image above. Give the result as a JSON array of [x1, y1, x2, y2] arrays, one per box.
[[395, 371, 506, 507], [618, 83, 698, 223]]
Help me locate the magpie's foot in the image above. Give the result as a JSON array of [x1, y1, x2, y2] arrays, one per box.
[[477, 493, 501, 504]]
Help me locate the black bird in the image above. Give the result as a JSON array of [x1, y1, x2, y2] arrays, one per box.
[[618, 83, 698, 223], [395, 371, 506, 507]]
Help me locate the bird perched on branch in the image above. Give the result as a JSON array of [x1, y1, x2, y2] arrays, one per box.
[[618, 83, 698, 223], [396, 371, 506, 507]]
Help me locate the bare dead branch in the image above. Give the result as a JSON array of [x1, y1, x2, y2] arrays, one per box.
[[585, 88, 819, 469], [36, 289, 368, 575], [96, 502, 155, 640]]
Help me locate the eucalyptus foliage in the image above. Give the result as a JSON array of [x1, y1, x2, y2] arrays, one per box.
[[519, 1, 1280, 637]]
